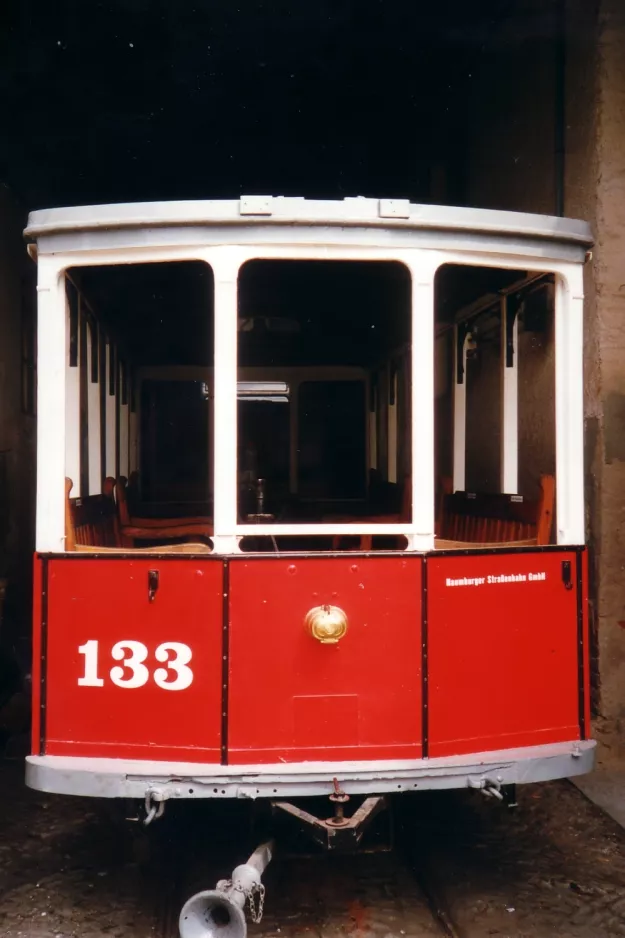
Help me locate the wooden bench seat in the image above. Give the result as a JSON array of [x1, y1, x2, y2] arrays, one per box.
[[117, 475, 213, 529], [436, 475, 555, 547], [65, 478, 211, 553], [324, 474, 554, 551]]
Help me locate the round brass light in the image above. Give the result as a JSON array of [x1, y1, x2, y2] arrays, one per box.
[[305, 604, 348, 644]]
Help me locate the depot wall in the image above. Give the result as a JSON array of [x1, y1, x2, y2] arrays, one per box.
[[463, 0, 625, 730], [0, 186, 36, 663]]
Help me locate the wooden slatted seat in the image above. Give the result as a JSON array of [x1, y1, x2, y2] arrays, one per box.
[[122, 473, 212, 524], [324, 474, 554, 551], [65, 478, 211, 553], [114, 477, 213, 544], [65, 478, 120, 550], [436, 475, 555, 548]]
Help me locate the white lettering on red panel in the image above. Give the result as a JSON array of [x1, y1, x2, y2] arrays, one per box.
[[445, 571, 547, 587], [78, 640, 193, 690]]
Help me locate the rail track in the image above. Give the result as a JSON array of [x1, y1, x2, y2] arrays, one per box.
[[150, 796, 463, 938]]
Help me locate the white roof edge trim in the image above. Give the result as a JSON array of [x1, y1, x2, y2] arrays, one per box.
[[24, 196, 594, 247]]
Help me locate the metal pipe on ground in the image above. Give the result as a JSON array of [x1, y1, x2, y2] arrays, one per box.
[[178, 840, 275, 938]]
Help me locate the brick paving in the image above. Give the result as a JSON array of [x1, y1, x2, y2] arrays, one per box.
[[2, 754, 625, 937]]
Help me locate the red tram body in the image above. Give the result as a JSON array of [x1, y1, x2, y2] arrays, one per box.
[[23, 197, 595, 934], [31, 550, 589, 769]]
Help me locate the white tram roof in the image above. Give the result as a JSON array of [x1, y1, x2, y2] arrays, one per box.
[[25, 196, 593, 264]]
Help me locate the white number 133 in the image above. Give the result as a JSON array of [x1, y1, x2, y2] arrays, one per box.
[[78, 640, 193, 691]]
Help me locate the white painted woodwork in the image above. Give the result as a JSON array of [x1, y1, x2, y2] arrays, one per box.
[[555, 267, 585, 545], [28, 200, 590, 553], [500, 296, 519, 494], [105, 344, 116, 480], [388, 370, 398, 484], [65, 289, 80, 497], [87, 324, 102, 495], [410, 257, 436, 550], [452, 327, 468, 493], [36, 259, 67, 552], [211, 248, 242, 553]]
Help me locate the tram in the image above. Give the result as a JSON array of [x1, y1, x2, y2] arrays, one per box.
[[24, 196, 594, 937]]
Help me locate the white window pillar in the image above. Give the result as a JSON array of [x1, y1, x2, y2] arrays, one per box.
[[388, 368, 398, 484], [87, 323, 102, 495], [105, 344, 117, 480], [65, 290, 80, 497], [37, 259, 67, 552], [452, 326, 468, 493], [212, 249, 242, 553], [410, 255, 436, 550], [555, 267, 585, 545], [500, 296, 519, 494]]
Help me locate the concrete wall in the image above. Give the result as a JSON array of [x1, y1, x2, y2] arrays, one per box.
[[0, 185, 36, 665], [464, 0, 558, 216], [562, 0, 601, 713], [463, 0, 625, 728], [460, 1, 560, 502], [586, 0, 625, 729]]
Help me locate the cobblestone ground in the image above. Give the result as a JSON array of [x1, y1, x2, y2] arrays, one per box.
[[406, 780, 625, 937], [0, 758, 161, 937], [2, 753, 625, 938]]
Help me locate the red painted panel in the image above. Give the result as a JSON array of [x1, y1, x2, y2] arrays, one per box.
[[427, 550, 581, 757], [581, 549, 591, 736], [31, 555, 43, 755], [228, 557, 422, 763], [44, 558, 223, 761]]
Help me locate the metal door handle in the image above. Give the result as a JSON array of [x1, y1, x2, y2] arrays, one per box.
[[148, 569, 159, 602], [561, 560, 573, 591]]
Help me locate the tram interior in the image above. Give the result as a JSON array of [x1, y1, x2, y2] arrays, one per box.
[[63, 258, 556, 551]]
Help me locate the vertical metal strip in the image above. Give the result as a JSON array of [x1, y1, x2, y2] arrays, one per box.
[[576, 549, 586, 740], [39, 558, 49, 756], [99, 332, 107, 489], [221, 560, 230, 764], [453, 326, 467, 493], [421, 557, 429, 758], [79, 306, 89, 496], [114, 352, 121, 481]]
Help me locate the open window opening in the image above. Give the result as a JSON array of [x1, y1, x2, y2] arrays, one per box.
[[434, 264, 556, 549], [63, 261, 215, 553], [236, 260, 412, 552]]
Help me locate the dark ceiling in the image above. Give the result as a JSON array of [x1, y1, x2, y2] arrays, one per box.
[[73, 259, 413, 367], [72, 258, 534, 369], [0, 0, 557, 213]]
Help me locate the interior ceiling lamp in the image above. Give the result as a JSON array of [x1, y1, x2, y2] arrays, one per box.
[[200, 381, 291, 403]]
